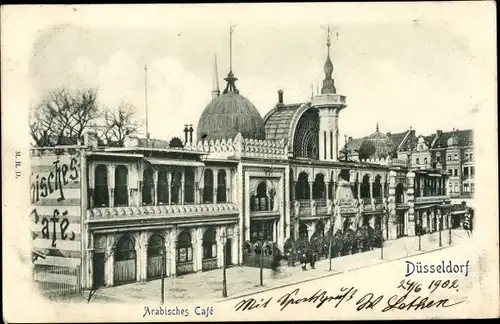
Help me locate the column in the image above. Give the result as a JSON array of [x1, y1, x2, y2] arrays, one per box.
[[169, 228, 177, 276], [167, 171, 172, 205], [213, 169, 218, 204], [140, 233, 148, 282], [138, 180, 143, 207], [153, 169, 158, 206], [291, 181, 296, 201], [382, 182, 386, 198], [369, 180, 373, 199], [108, 165, 115, 208], [226, 169, 231, 203], [105, 235, 115, 286], [357, 182, 361, 199], [309, 181, 314, 204], [181, 171, 185, 205], [332, 181, 337, 201], [369, 215, 375, 228], [420, 177, 424, 197], [429, 209, 435, 232], [135, 235, 142, 282], [326, 182, 330, 200], [163, 233, 170, 277], [307, 222, 316, 240], [406, 172, 416, 236], [437, 210, 442, 232], [388, 170, 398, 240], [195, 228, 203, 272], [216, 227, 224, 268], [85, 232, 94, 289]]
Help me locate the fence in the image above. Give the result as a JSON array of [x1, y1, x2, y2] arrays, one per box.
[[33, 265, 81, 298]]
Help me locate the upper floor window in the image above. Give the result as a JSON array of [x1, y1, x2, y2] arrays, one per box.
[[94, 164, 109, 207], [447, 155, 452, 161], [114, 165, 129, 207], [203, 169, 214, 204], [184, 169, 195, 204], [436, 156, 441, 162], [463, 167, 469, 176], [217, 170, 227, 203], [454, 154, 458, 160], [142, 166, 155, 206], [454, 169, 458, 176], [424, 157, 428, 164], [470, 166, 475, 176], [416, 158, 420, 165], [251, 181, 274, 212]]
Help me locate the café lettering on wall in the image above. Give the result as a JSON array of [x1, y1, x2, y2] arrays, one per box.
[[30, 148, 82, 288]]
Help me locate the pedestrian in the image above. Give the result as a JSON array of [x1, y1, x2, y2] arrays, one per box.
[[310, 251, 316, 269], [300, 251, 307, 270]]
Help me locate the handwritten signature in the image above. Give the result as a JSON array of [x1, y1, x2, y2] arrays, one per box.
[[233, 278, 466, 313]]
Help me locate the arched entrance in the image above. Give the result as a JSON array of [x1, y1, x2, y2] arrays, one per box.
[[147, 234, 165, 280], [202, 228, 218, 271], [114, 234, 136, 285], [299, 223, 308, 240]]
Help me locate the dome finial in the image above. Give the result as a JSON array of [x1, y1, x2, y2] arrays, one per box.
[[224, 23, 240, 94], [212, 54, 220, 99], [320, 24, 338, 94]]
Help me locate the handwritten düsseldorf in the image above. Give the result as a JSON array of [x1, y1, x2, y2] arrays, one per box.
[[234, 282, 465, 313]]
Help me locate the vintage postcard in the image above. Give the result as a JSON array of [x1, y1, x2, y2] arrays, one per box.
[[2, 2, 499, 322]]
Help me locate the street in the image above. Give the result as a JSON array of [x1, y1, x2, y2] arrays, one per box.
[[47, 229, 471, 305]]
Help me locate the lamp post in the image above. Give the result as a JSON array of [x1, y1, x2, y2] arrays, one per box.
[[417, 213, 422, 251], [260, 222, 265, 286], [161, 243, 166, 304], [328, 210, 334, 271], [448, 207, 452, 246], [381, 203, 386, 260], [221, 229, 229, 298]]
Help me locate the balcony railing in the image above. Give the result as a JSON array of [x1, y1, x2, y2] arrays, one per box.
[[415, 195, 450, 204], [87, 203, 239, 220]]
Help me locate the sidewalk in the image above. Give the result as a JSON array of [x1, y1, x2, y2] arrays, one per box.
[[56, 229, 470, 304]]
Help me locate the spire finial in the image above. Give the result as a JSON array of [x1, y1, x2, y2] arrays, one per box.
[[376, 122, 379, 132], [224, 23, 239, 94], [212, 54, 220, 99], [320, 24, 339, 94]]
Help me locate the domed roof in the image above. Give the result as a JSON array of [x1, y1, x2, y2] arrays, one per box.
[[197, 72, 266, 141], [359, 123, 395, 159]]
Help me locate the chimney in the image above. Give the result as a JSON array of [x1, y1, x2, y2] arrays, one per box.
[[348, 136, 353, 142], [183, 125, 189, 144], [278, 89, 284, 104], [437, 129, 442, 136], [188, 125, 194, 143]]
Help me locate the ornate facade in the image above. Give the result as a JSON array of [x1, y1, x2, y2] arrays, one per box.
[[30, 28, 453, 291]]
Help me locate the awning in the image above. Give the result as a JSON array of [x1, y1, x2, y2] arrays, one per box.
[[144, 157, 205, 168]]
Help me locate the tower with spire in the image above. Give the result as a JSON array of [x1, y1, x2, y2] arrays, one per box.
[[311, 24, 348, 162]]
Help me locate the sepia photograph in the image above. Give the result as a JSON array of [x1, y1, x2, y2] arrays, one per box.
[[2, 2, 498, 322]]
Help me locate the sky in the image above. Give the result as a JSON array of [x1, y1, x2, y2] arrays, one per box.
[[5, 3, 496, 142]]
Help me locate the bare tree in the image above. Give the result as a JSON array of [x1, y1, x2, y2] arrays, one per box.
[[29, 88, 100, 146], [168, 137, 184, 148], [99, 102, 141, 147]]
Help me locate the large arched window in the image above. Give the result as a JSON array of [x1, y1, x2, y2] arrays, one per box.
[[114, 165, 129, 206], [115, 235, 136, 262], [373, 175, 382, 198], [312, 173, 326, 199], [361, 174, 370, 198], [147, 234, 164, 258], [295, 172, 310, 200], [184, 169, 195, 204], [177, 230, 193, 263], [396, 183, 405, 203], [157, 170, 169, 205], [251, 182, 270, 211], [94, 164, 109, 207], [217, 170, 227, 203], [171, 171, 182, 204], [293, 109, 320, 159], [203, 169, 214, 203], [202, 228, 217, 259]]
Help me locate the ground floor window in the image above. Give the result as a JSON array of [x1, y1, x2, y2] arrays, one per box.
[[203, 228, 217, 259], [177, 230, 193, 263], [250, 220, 273, 242]]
